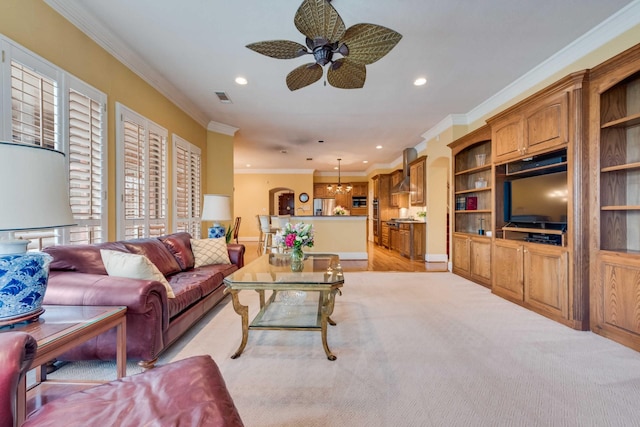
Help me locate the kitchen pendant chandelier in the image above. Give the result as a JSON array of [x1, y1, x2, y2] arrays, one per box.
[[326, 158, 352, 195]]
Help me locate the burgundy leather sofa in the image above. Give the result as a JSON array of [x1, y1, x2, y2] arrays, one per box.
[[42, 232, 245, 368], [0, 332, 244, 427]]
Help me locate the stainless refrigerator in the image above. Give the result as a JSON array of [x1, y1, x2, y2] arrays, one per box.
[[313, 198, 336, 216]]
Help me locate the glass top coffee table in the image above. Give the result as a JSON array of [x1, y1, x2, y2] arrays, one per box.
[[223, 253, 344, 360]]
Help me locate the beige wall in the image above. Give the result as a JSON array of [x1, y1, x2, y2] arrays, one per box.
[[0, 0, 223, 241], [234, 172, 314, 239]]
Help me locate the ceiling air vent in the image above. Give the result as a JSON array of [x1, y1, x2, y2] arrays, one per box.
[[214, 91, 232, 104]]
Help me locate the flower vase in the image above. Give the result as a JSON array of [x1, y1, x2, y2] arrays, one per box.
[[290, 248, 304, 272]]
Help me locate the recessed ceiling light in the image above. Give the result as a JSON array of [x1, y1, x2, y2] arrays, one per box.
[[235, 77, 248, 85], [334, 166, 339, 170], [363, 160, 368, 164], [414, 77, 427, 86], [246, 164, 251, 167], [376, 145, 383, 149]]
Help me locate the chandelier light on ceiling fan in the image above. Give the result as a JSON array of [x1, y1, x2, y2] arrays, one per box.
[[327, 158, 352, 195], [246, 0, 402, 91]]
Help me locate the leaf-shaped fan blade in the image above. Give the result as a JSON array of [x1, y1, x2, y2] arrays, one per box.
[[286, 63, 324, 91], [246, 40, 309, 59], [294, 0, 345, 44], [327, 58, 366, 89], [341, 23, 402, 65]]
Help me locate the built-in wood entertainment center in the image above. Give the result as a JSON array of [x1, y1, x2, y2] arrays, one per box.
[[451, 44, 640, 353], [451, 71, 590, 331]]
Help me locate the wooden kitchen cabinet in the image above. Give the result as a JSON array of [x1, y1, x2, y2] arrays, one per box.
[[409, 156, 426, 206], [314, 183, 327, 199], [390, 169, 403, 207], [399, 222, 425, 260], [351, 182, 368, 197], [381, 223, 389, 248]]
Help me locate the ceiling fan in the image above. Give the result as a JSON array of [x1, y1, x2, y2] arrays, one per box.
[[246, 0, 402, 91]]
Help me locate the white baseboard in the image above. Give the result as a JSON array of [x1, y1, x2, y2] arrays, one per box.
[[425, 253, 448, 263]]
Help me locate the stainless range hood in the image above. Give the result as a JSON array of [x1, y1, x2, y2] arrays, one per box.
[[391, 148, 417, 194]]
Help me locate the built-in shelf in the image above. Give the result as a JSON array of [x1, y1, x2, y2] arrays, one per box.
[[455, 187, 492, 195], [601, 112, 640, 129], [601, 162, 640, 172], [601, 205, 640, 211], [454, 164, 491, 176], [456, 209, 492, 214], [502, 226, 564, 235]]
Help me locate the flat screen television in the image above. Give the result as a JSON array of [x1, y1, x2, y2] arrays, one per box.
[[504, 171, 568, 227]]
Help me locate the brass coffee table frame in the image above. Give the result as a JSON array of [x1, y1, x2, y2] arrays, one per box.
[[224, 253, 344, 360]]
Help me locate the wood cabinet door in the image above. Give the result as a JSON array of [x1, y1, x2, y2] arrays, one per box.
[[381, 224, 389, 248], [524, 91, 569, 156], [399, 225, 410, 256], [594, 252, 640, 343], [452, 234, 470, 274], [492, 239, 524, 301], [492, 115, 524, 162], [335, 193, 350, 209], [523, 245, 568, 319], [390, 170, 403, 207], [410, 158, 426, 206], [314, 184, 326, 198], [470, 237, 492, 284]]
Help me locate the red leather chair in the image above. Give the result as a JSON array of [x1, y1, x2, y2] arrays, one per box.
[[0, 332, 244, 427]]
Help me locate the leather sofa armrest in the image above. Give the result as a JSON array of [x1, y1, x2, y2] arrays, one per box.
[[226, 244, 245, 269], [0, 332, 37, 427], [43, 271, 170, 332]]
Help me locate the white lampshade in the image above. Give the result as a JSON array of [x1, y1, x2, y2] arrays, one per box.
[[201, 194, 232, 222], [0, 142, 75, 253], [201, 194, 231, 239]]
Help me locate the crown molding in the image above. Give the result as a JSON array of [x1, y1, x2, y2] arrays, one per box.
[[234, 169, 316, 175], [420, 114, 468, 143], [207, 121, 239, 136], [44, 0, 210, 128]]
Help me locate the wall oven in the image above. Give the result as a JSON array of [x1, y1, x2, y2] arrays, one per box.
[[352, 196, 367, 208]]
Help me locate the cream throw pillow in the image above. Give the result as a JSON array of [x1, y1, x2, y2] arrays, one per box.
[[100, 249, 175, 298], [191, 238, 231, 267]]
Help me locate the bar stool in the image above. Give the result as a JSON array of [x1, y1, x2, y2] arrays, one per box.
[[259, 215, 278, 254]]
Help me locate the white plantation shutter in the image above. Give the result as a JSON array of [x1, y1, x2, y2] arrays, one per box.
[[1, 36, 108, 247], [173, 136, 201, 237], [10, 60, 58, 149], [117, 104, 168, 240], [148, 127, 167, 237], [66, 86, 106, 244]]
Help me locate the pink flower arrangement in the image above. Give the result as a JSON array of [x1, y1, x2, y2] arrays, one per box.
[[274, 222, 314, 249]]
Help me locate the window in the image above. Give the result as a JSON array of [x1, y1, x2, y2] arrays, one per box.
[[10, 61, 57, 149], [1, 35, 107, 247], [116, 103, 168, 239], [66, 82, 107, 244], [173, 135, 202, 238]]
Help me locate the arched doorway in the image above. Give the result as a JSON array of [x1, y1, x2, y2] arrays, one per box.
[[268, 187, 295, 216]]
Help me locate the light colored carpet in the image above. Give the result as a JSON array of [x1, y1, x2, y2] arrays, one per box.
[[50, 272, 640, 426]]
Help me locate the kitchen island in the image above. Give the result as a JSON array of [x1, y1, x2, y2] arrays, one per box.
[[291, 215, 367, 260]]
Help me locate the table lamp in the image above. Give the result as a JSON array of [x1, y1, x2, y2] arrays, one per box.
[[201, 194, 232, 239], [0, 142, 75, 325]]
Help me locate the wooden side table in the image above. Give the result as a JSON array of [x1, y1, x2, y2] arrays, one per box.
[[0, 305, 126, 424]]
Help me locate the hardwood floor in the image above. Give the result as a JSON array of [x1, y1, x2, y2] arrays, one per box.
[[240, 240, 448, 272]]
